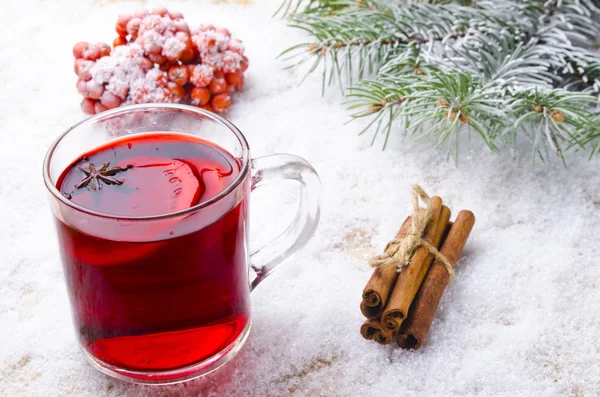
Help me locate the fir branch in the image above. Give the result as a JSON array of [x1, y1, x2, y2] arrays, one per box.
[[348, 71, 600, 160], [553, 48, 600, 93], [280, 0, 600, 162], [508, 88, 598, 160], [280, 10, 411, 85], [581, 113, 600, 157], [348, 71, 506, 157], [281, 1, 490, 83], [275, 0, 358, 17]]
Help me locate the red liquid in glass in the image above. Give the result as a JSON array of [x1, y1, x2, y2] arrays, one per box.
[[55, 133, 250, 373]]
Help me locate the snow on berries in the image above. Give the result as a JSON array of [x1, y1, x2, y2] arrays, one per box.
[[189, 64, 214, 87], [72, 8, 248, 115]]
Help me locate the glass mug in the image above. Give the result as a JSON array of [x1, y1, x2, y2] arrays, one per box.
[[43, 104, 321, 384]]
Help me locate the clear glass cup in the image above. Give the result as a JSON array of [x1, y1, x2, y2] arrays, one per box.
[[43, 104, 321, 384]]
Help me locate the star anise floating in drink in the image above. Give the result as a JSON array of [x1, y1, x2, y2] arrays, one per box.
[[75, 162, 132, 190]]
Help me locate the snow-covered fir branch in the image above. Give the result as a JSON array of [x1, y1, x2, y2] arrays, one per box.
[[280, 0, 600, 163]]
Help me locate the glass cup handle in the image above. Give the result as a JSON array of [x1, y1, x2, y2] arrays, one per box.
[[249, 154, 321, 290]]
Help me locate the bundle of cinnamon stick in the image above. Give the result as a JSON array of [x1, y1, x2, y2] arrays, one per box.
[[360, 188, 475, 349]]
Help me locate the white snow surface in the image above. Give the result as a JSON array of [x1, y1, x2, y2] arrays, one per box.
[[1, 1, 600, 396]]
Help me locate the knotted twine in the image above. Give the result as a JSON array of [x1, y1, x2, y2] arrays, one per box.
[[369, 185, 454, 280]]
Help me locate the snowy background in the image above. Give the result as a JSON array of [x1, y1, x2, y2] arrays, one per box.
[[2, 0, 600, 396]]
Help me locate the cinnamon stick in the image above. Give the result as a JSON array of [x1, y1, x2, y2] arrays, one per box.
[[380, 198, 447, 332], [397, 210, 475, 349], [406, 206, 451, 312], [360, 320, 395, 345], [360, 217, 412, 319]]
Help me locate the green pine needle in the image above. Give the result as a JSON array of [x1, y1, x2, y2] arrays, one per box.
[[279, 0, 600, 163]]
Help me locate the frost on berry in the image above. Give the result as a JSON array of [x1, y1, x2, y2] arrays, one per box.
[[175, 31, 190, 43], [108, 80, 130, 100], [91, 43, 146, 99], [87, 80, 105, 99], [190, 64, 214, 87], [193, 30, 229, 56], [76, 59, 94, 81], [162, 37, 186, 60], [227, 39, 244, 54], [221, 51, 244, 74], [146, 68, 169, 87], [129, 69, 176, 104], [126, 18, 142, 36], [73, 9, 248, 114], [140, 30, 165, 54], [139, 14, 174, 35], [191, 28, 239, 72], [83, 44, 100, 61], [201, 53, 223, 70], [91, 60, 114, 84]]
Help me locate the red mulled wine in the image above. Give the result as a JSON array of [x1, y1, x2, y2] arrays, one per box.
[[55, 133, 250, 372]]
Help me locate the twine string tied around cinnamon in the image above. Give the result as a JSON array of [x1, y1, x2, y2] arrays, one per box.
[[369, 185, 454, 280]]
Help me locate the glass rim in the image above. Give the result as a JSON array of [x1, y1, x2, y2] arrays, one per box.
[[43, 103, 251, 221]]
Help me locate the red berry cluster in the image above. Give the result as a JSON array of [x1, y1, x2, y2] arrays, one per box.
[[73, 8, 248, 115]]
